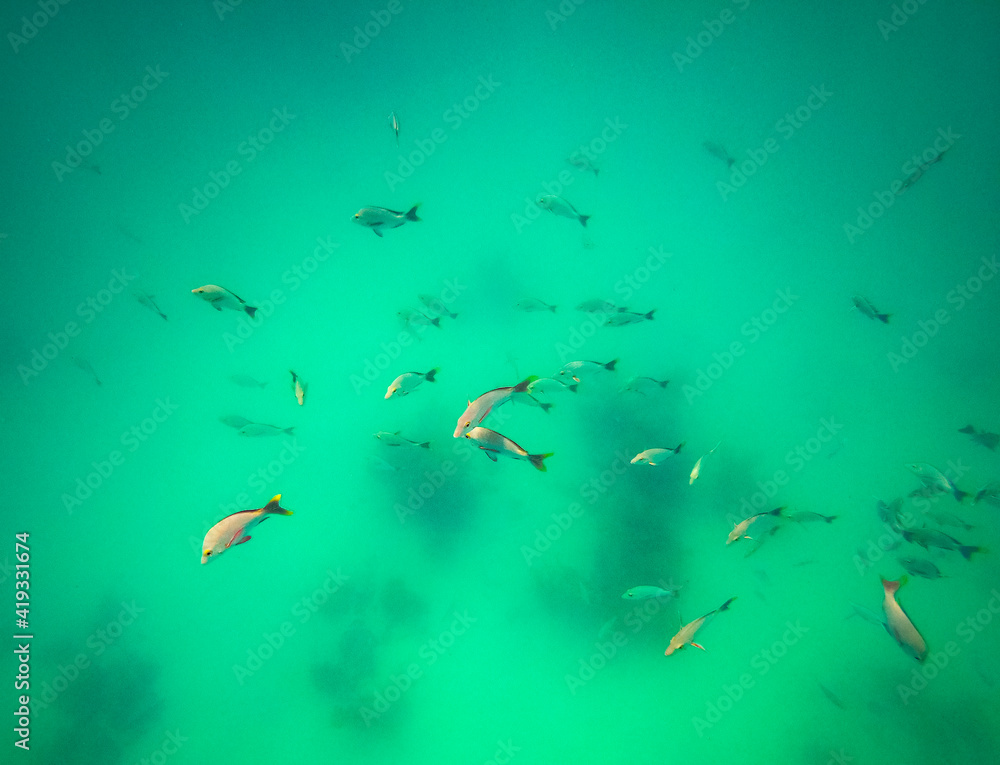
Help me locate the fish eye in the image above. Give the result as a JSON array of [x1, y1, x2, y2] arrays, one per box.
[[203, 550, 212, 557]]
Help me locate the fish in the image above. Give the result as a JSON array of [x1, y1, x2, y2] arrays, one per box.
[[897, 556, 946, 580], [219, 415, 254, 429], [385, 368, 439, 399], [974, 481, 1000, 507], [453, 377, 534, 437], [374, 431, 430, 448], [388, 111, 399, 146], [464, 426, 552, 472], [567, 153, 599, 177], [622, 585, 680, 600], [527, 377, 578, 396], [604, 309, 655, 327], [727, 507, 784, 545], [908, 462, 968, 502], [536, 194, 590, 227], [630, 443, 685, 466], [229, 374, 268, 389], [398, 308, 441, 331], [876, 497, 905, 528], [238, 423, 295, 437], [70, 356, 102, 386], [620, 376, 670, 395], [881, 577, 927, 661], [787, 511, 837, 524], [689, 441, 721, 485], [557, 358, 618, 382], [576, 299, 624, 314], [703, 141, 735, 169], [510, 391, 554, 413], [958, 425, 999, 451], [353, 204, 421, 237], [901, 528, 983, 560], [191, 285, 258, 317], [515, 298, 557, 313], [920, 508, 972, 531], [290, 370, 307, 406], [846, 602, 885, 627], [852, 295, 890, 323], [418, 293, 458, 320], [817, 681, 846, 710], [908, 485, 944, 499], [135, 291, 168, 320], [664, 596, 737, 656], [201, 494, 292, 564]]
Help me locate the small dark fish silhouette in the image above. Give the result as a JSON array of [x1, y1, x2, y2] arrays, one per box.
[[703, 141, 735, 168], [71, 356, 102, 386], [818, 681, 846, 710], [959, 425, 999, 451]]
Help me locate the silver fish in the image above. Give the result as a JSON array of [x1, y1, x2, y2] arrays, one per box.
[[515, 298, 557, 313], [908, 462, 968, 502], [398, 307, 441, 331], [604, 309, 655, 327], [191, 284, 257, 317], [464, 426, 552, 471], [621, 584, 680, 600], [620, 375, 670, 394], [418, 293, 458, 320], [238, 423, 295, 437], [557, 358, 617, 382], [527, 377, 578, 396], [536, 194, 590, 226], [852, 295, 890, 323], [897, 556, 945, 580], [220, 415, 254, 429], [353, 204, 421, 237], [901, 528, 982, 560], [787, 511, 837, 524], [374, 431, 430, 449], [576, 299, 624, 314]]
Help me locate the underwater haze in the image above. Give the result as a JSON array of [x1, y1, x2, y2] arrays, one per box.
[[3, 0, 1000, 763]]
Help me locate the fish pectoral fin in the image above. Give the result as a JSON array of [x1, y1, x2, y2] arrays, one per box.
[[372, 226, 384, 237], [212, 302, 223, 311], [482, 449, 499, 462], [235, 536, 252, 545], [691, 642, 706, 651]]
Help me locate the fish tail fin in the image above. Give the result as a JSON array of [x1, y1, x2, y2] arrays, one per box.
[[419, 441, 431, 449], [824, 515, 838, 523], [769, 506, 785, 517], [605, 358, 619, 371], [954, 487, 969, 502], [530, 452, 554, 472], [425, 367, 439, 383], [593, 168, 600, 178], [881, 577, 901, 594], [263, 494, 293, 516], [406, 203, 422, 222], [245, 305, 258, 318], [513, 376, 536, 393], [541, 402, 554, 414], [579, 214, 590, 227], [567, 382, 579, 393], [658, 379, 670, 388], [960, 545, 984, 560], [675, 442, 685, 454], [718, 596, 737, 612], [645, 309, 656, 320], [879, 313, 891, 323], [550, 304, 558, 313]]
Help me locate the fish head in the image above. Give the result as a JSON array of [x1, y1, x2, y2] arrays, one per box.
[[630, 454, 645, 465], [201, 546, 219, 564], [384, 386, 397, 400]]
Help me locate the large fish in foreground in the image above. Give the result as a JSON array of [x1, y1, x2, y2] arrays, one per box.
[[353, 204, 421, 237], [464, 427, 552, 472], [664, 596, 737, 656], [881, 577, 927, 661], [201, 494, 292, 564]]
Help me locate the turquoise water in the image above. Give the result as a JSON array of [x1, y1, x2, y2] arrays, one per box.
[[3, 0, 1000, 762]]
